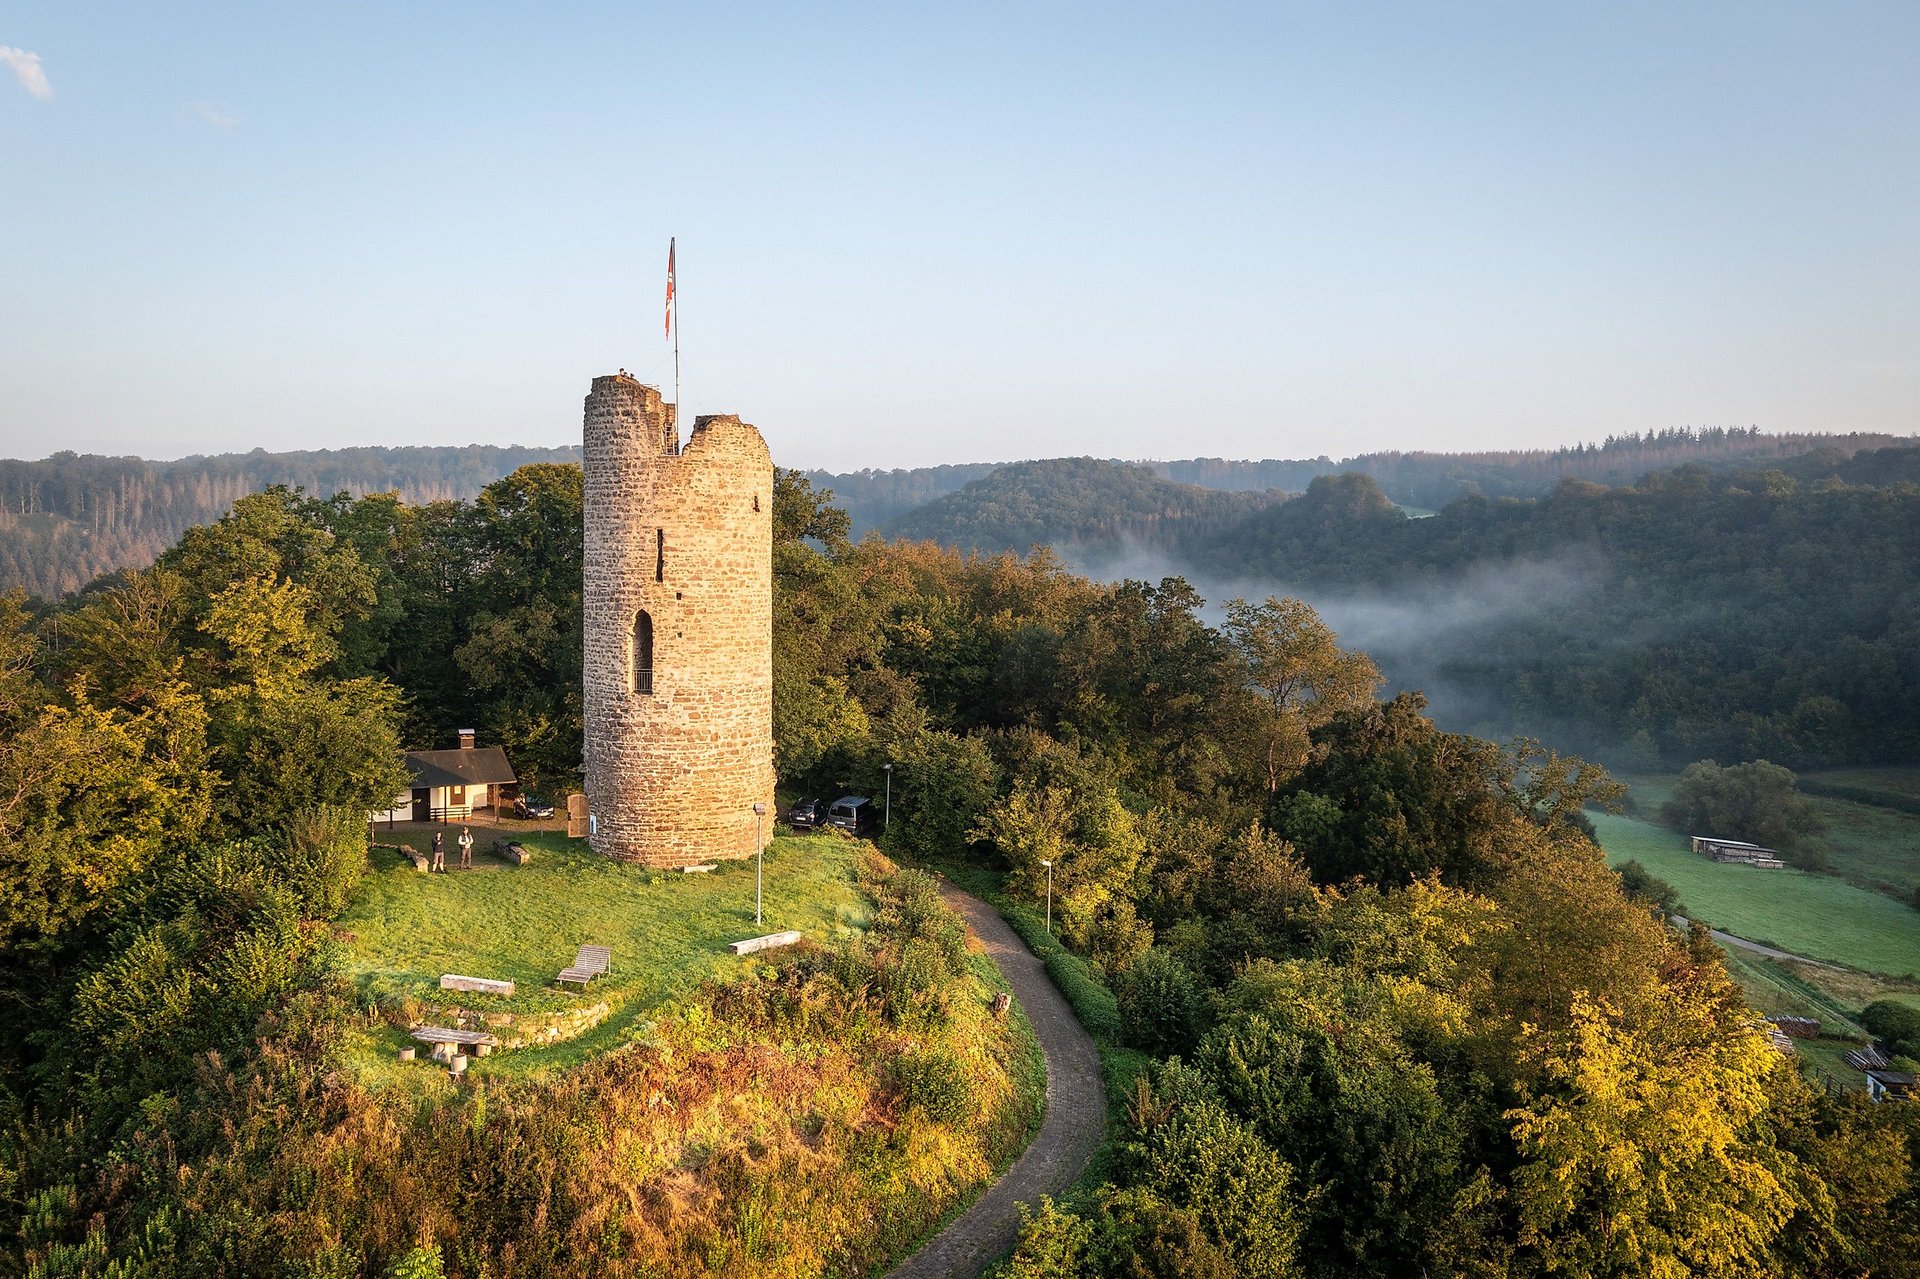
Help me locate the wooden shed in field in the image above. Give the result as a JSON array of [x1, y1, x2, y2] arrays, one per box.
[[1690, 836, 1786, 869]]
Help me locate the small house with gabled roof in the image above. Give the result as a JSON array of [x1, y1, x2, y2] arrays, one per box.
[[373, 729, 518, 823]]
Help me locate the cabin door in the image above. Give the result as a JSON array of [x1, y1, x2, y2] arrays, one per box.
[[411, 789, 430, 822]]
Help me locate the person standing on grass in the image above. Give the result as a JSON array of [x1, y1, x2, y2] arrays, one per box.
[[459, 826, 474, 870], [432, 830, 445, 873]]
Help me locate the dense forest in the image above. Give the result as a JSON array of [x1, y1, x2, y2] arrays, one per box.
[[0, 445, 579, 597], [880, 448, 1920, 770], [4, 462, 1918, 1276]]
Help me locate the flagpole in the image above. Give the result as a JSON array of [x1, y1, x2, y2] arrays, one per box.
[[670, 238, 680, 442]]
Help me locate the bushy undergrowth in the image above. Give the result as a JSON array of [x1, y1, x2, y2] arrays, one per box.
[[16, 850, 1040, 1278]]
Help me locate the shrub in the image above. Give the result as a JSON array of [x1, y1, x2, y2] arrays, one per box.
[[1003, 1198, 1094, 1279], [1659, 759, 1824, 851], [386, 1244, 445, 1279], [1118, 950, 1207, 1059], [1615, 859, 1684, 915], [1091, 1188, 1235, 1279], [1086, 898, 1154, 977], [280, 806, 371, 919], [1860, 1000, 1920, 1058], [888, 1045, 974, 1124], [1122, 1099, 1302, 1279]]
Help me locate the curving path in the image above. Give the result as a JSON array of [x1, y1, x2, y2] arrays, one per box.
[[1670, 914, 1847, 971], [887, 883, 1107, 1279]]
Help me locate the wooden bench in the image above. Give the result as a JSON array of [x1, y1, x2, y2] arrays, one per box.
[[410, 1026, 499, 1057], [728, 930, 803, 956], [440, 973, 515, 998], [556, 943, 612, 988], [497, 840, 533, 865]]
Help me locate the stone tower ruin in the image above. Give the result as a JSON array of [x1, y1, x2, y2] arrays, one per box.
[[581, 373, 776, 866]]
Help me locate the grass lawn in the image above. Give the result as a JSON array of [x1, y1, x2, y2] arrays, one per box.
[[1717, 946, 1861, 1031], [336, 829, 870, 1080], [1793, 1036, 1870, 1095], [1591, 811, 1920, 979]]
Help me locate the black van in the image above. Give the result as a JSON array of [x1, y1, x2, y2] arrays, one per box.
[[826, 795, 878, 837]]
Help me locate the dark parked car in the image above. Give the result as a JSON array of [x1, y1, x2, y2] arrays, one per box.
[[513, 793, 555, 820], [786, 797, 825, 830], [826, 795, 878, 838]]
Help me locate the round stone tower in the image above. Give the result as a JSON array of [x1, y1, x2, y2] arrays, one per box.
[[581, 373, 776, 866]]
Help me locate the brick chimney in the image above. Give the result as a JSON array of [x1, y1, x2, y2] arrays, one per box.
[[458, 729, 476, 750]]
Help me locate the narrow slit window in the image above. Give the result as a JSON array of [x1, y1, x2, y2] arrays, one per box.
[[655, 529, 665, 582], [632, 610, 654, 694]]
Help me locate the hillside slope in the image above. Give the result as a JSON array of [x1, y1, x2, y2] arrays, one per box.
[[882, 457, 1283, 556], [0, 445, 580, 596]]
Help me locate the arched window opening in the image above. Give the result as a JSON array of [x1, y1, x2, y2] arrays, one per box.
[[632, 610, 654, 694], [655, 529, 665, 582]]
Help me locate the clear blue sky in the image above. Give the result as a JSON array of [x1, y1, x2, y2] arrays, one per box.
[[3, 3, 1916, 469]]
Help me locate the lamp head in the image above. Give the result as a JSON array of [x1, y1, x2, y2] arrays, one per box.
[[752, 802, 767, 815]]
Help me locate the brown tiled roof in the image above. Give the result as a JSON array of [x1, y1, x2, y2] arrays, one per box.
[[404, 747, 517, 789]]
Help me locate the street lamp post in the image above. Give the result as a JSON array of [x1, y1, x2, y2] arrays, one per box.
[[1039, 858, 1053, 934], [883, 763, 893, 830], [753, 802, 767, 926]]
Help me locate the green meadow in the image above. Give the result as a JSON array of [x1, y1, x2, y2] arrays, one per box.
[[1798, 767, 1920, 899], [1591, 811, 1920, 978], [336, 829, 870, 1078]]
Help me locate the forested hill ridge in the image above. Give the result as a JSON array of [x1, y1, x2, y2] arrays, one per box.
[[2, 429, 1905, 598], [0, 445, 580, 597], [808, 425, 1912, 534], [878, 450, 1920, 771], [882, 457, 1284, 555]]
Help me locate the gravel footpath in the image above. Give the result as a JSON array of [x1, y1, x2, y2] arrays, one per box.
[[885, 883, 1107, 1279]]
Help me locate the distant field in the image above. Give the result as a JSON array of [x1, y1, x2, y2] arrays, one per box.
[[1802, 767, 1920, 805], [1591, 811, 1920, 978], [1799, 767, 1920, 899], [1620, 768, 1920, 903], [337, 830, 869, 1080]]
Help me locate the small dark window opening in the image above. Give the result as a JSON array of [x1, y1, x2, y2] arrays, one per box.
[[632, 610, 654, 694], [752, 495, 760, 512], [655, 529, 665, 582]]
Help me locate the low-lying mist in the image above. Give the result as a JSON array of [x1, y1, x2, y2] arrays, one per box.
[[1060, 537, 1608, 746]]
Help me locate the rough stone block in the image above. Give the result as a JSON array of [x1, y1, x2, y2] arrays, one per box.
[[441, 974, 515, 998]]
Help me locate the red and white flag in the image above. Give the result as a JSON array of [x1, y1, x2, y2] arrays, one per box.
[[664, 238, 676, 339]]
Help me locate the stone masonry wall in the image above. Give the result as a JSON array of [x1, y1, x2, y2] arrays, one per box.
[[582, 373, 776, 867]]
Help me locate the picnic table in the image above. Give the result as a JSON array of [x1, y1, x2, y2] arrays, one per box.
[[410, 1026, 499, 1057]]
